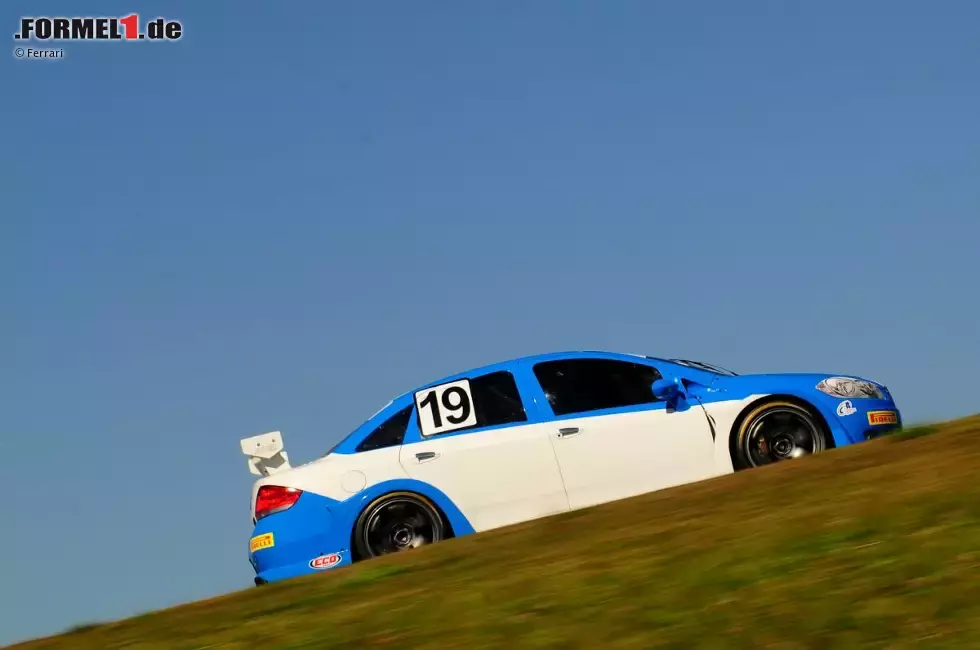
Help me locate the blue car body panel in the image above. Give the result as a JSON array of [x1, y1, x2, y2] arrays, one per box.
[[249, 478, 478, 583], [246, 350, 901, 584], [703, 372, 901, 446]]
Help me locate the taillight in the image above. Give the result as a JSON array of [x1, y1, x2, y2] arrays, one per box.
[[255, 485, 302, 521]]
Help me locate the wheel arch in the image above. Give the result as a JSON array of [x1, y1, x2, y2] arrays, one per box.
[[349, 488, 457, 562], [727, 394, 836, 469]]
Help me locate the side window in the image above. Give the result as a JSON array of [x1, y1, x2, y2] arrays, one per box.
[[471, 371, 528, 428], [532, 358, 663, 416], [356, 405, 413, 452], [414, 370, 528, 437]]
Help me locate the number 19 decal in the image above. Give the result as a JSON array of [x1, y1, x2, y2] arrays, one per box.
[[415, 379, 477, 436]]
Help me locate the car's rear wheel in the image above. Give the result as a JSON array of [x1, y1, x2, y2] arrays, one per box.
[[733, 401, 828, 469], [354, 492, 445, 559]]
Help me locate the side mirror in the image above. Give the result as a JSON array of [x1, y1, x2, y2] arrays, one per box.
[[652, 378, 684, 401]]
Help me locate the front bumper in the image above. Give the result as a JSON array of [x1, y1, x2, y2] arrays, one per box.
[[823, 396, 902, 445]]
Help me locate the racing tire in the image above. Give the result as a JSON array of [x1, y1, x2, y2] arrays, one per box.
[[353, 492, 445, 560], [733, 400, 828, 470]]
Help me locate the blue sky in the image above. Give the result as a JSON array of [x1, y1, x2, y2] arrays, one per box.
[[2, 0, 978, 644]]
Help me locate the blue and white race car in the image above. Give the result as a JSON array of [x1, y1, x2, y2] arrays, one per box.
[[240, 350, 901, 584]]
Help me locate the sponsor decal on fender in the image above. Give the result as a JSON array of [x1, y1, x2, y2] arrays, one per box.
[[309, 553, 342, 570], [249, 532, 275, 553], [867, 410, 898, 426], [836, 400, 857, 417]]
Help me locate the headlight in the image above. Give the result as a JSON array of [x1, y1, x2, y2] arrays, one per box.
[[816, 377, 885, 399]]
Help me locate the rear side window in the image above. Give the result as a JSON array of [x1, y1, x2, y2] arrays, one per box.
[[471, 371, 528, 428], [533, 358, 663, 416], [414, 370, 528, 436], [356, 405, 413, 452]]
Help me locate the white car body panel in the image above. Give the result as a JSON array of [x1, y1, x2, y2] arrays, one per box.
[[399, 421, 570, 532], [700, 394, 770, 474], [249, 446, 409, 514], [547, 405, 720, 511]]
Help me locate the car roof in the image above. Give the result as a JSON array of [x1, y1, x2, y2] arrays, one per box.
[[403, 349, 676, 396]]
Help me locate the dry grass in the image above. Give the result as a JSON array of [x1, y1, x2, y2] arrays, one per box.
[[11, 415, 980, 649]]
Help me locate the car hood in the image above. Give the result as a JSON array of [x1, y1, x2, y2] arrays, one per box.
[[703, 371, 884, 396]]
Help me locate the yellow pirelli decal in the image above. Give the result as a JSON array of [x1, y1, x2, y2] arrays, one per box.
[[867, 410, 898, 426], [249, 532, 275, 553]]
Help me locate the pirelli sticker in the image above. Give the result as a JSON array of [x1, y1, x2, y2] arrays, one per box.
[[867, 410, 898, 426], [249, 532, 275, 553]]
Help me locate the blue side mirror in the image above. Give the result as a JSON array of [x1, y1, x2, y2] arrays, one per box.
[[652, 378, 683, 401]]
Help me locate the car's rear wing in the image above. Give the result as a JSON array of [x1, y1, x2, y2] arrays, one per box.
[[240, 431, 292, 476]]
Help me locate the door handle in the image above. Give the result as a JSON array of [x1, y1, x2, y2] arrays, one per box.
[[415, 451, 438, 461], [557, 427, 580, 438]]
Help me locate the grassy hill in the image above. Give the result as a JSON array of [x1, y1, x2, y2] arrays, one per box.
[[11, 415, 980, 649]]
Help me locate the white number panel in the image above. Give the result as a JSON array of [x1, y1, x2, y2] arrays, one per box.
[[414, 379, 477, 436]]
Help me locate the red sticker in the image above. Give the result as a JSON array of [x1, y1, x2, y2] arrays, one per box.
[[309, 553, 342, 570], [867, 410, 898, 426]]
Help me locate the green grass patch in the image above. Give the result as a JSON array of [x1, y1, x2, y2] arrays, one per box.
[[10, 414, 980, 650], [890, 423, 941, 441], [58, 623, 103, 636]]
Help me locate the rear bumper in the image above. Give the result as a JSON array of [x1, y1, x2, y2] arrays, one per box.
[[252, 549, 353, 584], [248, 491, 353, 583]]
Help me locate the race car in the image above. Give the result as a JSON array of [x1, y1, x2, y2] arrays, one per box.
[[240, 350, 901, 584]]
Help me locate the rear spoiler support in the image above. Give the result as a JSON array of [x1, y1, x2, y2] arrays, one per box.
[[240, 431, 292, 476]]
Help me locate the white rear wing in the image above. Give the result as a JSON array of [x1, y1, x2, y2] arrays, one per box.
[[240, 431, 292, 476]]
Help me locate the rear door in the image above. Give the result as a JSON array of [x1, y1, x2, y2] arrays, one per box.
[[530, 357, 717, 511], [399, 367, 570, 532]]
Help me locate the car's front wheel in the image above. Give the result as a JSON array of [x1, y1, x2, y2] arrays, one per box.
[[733, 400, 828, 470], [353, 492, 445, 560]]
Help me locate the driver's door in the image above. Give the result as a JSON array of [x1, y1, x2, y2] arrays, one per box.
[[531, 357, 717, 510]]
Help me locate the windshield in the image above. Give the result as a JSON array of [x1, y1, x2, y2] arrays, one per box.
[[666, 358, 739, 376]]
